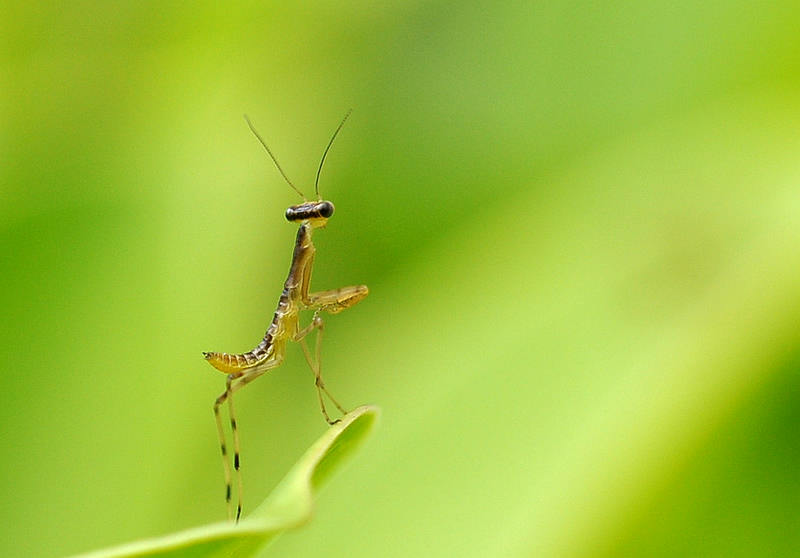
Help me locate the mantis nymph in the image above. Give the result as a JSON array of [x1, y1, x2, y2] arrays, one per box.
[[204, 111, 368, 522]]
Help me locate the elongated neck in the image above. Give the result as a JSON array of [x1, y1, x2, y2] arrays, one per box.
[[284, 223, 315, 293]]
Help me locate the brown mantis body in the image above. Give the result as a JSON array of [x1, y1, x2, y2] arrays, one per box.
[[204, 111, 367, 522]]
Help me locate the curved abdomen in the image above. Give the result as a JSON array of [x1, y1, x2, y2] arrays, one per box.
[[204, 330, 274, 374]]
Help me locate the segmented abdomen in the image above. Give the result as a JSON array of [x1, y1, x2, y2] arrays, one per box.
[[204, 332, 273, 374]]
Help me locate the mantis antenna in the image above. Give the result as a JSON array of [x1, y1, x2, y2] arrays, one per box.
[[314, 109, 352, 199], [244, 114, 306, 200]]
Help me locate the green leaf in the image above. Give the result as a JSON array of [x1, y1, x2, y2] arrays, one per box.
[[71, 405, 379, 558]]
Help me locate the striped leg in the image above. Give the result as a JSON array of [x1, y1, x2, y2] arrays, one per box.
[[226, 380, 243, 522], [213, 373, 240, 521], [218, 363, 276, 522]]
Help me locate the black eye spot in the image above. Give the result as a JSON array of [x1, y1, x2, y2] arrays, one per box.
[[319, 201, 334, 218]]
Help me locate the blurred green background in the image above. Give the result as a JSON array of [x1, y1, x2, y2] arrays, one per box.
[[2, 2, 799, 557]]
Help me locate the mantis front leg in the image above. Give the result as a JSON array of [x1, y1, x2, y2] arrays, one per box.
[[295, 284, 368, 422]]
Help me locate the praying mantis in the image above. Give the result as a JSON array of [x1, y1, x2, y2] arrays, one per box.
[[203, 111, 368, 522]]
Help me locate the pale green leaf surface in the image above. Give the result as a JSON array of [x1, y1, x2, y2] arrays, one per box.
[[70, 406, 379, 558]]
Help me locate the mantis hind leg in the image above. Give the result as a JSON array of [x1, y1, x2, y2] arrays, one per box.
[[213, 373, 241, 522], [211, 359, 278, 522]]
